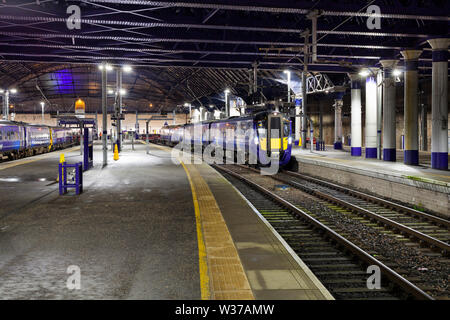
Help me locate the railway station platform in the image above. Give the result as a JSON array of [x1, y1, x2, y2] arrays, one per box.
[[291, 147, 450, 218], [0, 142, 332, 300]]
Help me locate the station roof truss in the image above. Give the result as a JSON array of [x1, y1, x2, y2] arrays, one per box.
[[0, 0, 447, 113]]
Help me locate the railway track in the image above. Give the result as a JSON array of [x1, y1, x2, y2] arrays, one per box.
[[273, 169, 450, 256], [214, 164, 434, 300]]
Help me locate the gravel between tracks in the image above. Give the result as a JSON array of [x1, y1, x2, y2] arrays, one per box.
[[225, 165, 450, 298]]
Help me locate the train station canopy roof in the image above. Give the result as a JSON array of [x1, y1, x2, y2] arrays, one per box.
[[0, 0, 447, 113]]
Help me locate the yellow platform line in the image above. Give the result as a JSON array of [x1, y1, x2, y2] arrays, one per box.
[[148, 142, 254, 300], [181, 161, 211, 300], [0, 146, 80, 171]]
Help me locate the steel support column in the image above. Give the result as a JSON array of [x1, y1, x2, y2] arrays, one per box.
[[365, 74, 378, 158], [101, 63, 108, 166], [376, 70, 383, 159], [427, 38, 449, 170], [400, 49, 422, 165], [117, 68, 123, 152], [333, 92, 344, 150], [301, 71, 307, 149], [380, 60, 398, 161], [348, 74, 362, 156]]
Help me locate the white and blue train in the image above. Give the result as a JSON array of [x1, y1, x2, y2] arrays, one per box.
[[0, 120, 79, 160], [160, 111, 292, 167]]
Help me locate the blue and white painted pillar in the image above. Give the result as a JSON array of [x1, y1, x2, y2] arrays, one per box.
[[427, 38, 449, 170], [348, 74, 362, 156], [333, 92, 344, 150], [365, 73, 378, 158], [380, 60, 398, 162], [400, 49, 422, 165]]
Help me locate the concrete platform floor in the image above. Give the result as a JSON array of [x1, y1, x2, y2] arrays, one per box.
[[291, 147, 450, 185], [0, 143, 200, 299]]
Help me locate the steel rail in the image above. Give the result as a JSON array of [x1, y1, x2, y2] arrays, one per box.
[[285, 171, 450, 229], [213, 164, 434, 300]]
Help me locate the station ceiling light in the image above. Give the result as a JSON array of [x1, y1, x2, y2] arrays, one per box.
[[358, 69, 369, 77], [107, 89, 114, 94], [0, 89, 4, 93], [122, 65, 132, 73], [119, 88, 126, 95], [9, 88, 17, 94], [99, 64, 113, 71], [392, 69, 402, 77], [224, 89, 230, 94]]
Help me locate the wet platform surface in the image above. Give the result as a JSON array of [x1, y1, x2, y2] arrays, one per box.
[[292, 146, 450, 185], [0, 141, 332, 300]]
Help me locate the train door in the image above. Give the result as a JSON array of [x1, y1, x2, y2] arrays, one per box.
[[267, 114, 282, 153]]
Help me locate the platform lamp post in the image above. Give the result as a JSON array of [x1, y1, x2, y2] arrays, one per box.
[[1, 88, 17, 121], [283, 70, 291, 103], [116, 64, 132, 152], [184, 102, 192, 123], [224, 89, 230, 118], [40, 101, 45, 123], [99, 62, 113, 166]]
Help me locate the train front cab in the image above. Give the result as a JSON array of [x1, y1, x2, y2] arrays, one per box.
[[256, 112, 292, 167]]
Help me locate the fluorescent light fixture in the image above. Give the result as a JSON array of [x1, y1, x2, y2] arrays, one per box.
[[107, 89, 114, 94], [40, 102, 45, 106], [224, 89, 230, 94], [184, 102, 190, 107], [0, 89, 4, 94], [122, 65, 132, 73], [358, 69, 369, 77], [392, 69, 402, 77], [99, 64, 113, 71], [119, 88, 126, 95], [283, 70, 290, 74], [9, 88, 17, 94]]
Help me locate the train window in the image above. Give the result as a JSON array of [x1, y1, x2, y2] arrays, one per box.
[[270, 117, 281, 130], [283, 122, 289, 137]]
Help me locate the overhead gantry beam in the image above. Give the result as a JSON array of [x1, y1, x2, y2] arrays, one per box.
[[77, 0, 450, 21]]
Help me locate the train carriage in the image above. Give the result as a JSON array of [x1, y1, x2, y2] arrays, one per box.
[[0, 120, 78, 161], [160, 110, 292, 168]]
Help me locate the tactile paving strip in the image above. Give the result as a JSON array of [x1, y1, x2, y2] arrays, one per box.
[[183, 163, 254, 300]]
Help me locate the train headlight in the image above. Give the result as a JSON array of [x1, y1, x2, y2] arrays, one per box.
[[253, 136, 259, 145], [288, 137, 292, 144]]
